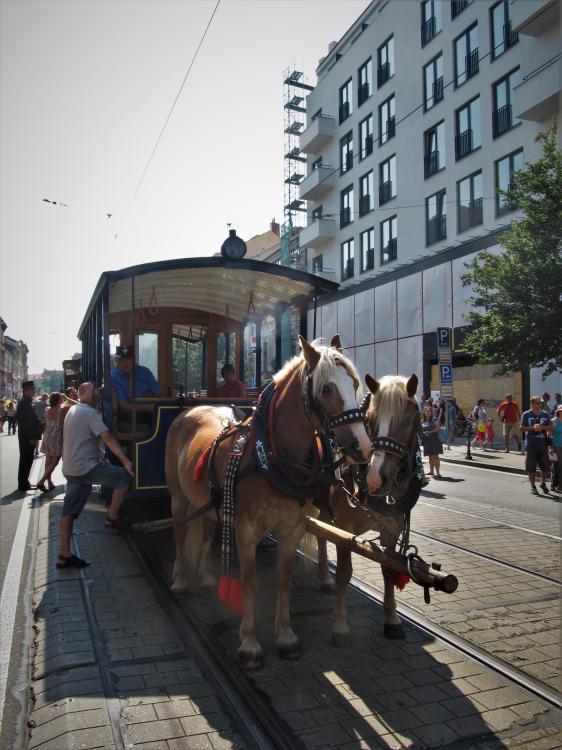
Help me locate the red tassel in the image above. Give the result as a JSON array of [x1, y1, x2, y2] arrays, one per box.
[[193, 446, 212, 481], [217, 575, 244, 616], [391, 571, 410, 590]]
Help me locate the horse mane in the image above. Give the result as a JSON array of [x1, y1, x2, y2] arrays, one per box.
[[366, 375, 409, 431], [273, 340, 361, 399]]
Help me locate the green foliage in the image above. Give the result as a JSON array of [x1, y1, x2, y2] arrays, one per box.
[[461, 122, 562, 377]]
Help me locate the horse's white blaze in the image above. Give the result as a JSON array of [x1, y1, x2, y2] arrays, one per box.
[[366, 413, 391, 492], [331, 366, 372, 461]]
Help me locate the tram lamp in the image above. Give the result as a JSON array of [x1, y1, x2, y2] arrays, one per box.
[[221, 229, 247, 260]]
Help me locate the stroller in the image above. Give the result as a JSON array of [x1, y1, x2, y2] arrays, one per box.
[[455, 410, 470, 437]]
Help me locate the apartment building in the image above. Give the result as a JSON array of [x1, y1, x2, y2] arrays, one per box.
[[297, 0, 561, 404]]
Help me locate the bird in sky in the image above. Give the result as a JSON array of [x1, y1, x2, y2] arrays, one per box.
[[42, 198, 68, 206]]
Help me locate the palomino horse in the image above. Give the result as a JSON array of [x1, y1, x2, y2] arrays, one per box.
[[165, 335, 372, 668], [317, 373, 423, 645]]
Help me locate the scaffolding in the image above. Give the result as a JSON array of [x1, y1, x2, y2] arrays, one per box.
[[282, 69, 313, 270]]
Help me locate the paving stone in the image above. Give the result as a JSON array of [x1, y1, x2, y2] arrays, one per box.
[[154, 699, 198, 720], [168, 736, 213, 750], [28, 706, 109, 747], [481, 707, 521, 732], [123, 703, 159, 723], [208, 730, 247, 749], [127, 718, 185, 744], [31, 724, 115, 750], [301, 721, 355, 747], [180, 713, 231, 735], [412, 720, 459, 746], [474, 685, 532, 710]]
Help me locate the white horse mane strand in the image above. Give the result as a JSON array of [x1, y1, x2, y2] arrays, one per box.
[[367, 375, 409, 431]]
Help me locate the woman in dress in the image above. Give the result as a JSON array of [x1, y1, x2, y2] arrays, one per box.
[[37, 393, 67, 492], [421, 402, 443, 478]]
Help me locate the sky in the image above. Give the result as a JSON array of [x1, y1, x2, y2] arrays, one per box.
[[0, 0, 369, 372]]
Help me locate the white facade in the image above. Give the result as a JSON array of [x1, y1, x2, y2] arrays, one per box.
[[297, 0, 561, 400]]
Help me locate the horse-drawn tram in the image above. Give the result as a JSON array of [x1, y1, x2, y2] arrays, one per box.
[[36, 235, 558, 750]]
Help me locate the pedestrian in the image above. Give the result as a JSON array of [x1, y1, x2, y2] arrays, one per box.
[[217, 363, 246, 398], [541, 392, 551, 413], [65, 386, 79, 403], [6, 399, 17, 435], [483, 417, 495, 450], [497, 393, 522, 453], [16, 381, 43, 491], [550, 394, 561, 416], [446, 398, 458, 450], [470, 399, 487, 448], [33, 392, 49, 456], [520, 395, 552, 496], [421, 402, 443, 478], [58, 382, 133, 568], [36, 392, 68, 493], [549, 405, 562, 491], [0, 397, 5, 432]]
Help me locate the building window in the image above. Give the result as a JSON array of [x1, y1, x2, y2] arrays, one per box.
[[421, 0, 442, 46], [341, 239, 354, 280], [340, 185, 354, 228], [340, 131, 353, 175], [454, 23, 479, 87], [312, 205, 323, 220], [377, 35, 394, 88], [457, 170, 483, 232], [379, 155, 396, 205], [359, 115, 373, 160], [423, 53, 444, 110], [455, 96, 481, 160], [495, 148, 523, 216], [358, 58, 372, 106], [491, 0, 518, 59], [360, 227, 375, 272], [339, 78, 352, 123], [359, 171, 374, 216], [380, 216, 397, 264], [493, 68, 521, 138], [312, 254, 324, 273], [379, 95, 396, 145], [426, 189, 447, 245], [451, 0, 472, 19], [424, 121, 445, 177]]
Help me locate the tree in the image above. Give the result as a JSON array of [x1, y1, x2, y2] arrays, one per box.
[[461, 122, 562, 377]]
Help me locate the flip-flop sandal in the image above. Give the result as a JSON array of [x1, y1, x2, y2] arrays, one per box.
[[56, 554, 90, 568]]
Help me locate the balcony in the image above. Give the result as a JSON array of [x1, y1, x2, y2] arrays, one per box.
[[458, 197, 483, 232], [377, 62, 390, 88], [358, 82, 370, 106], [379, 180, 393, 205], [359, 195, 372, 216], [299, 218, 336, 248], [427, 214, 447, 245], [300, 115, 336, 154], [424, 149, 441, 178], [465, 48, 479, 80], [340, 207, 352, 228], [455, 128, 473, 160], [515, 57, 559, 122], [299, 165, 336, 201], [503, 22, 519, 50], [421, 16, 437, 46], [492, 104, 513, 138], [511, 0, 558, 36]]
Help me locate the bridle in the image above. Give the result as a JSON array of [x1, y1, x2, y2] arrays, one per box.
[[303, 368, 366, 433]]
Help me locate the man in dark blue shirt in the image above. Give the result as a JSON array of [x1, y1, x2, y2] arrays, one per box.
[[110, 345, 160, 427], [520, 396, 552, 495]]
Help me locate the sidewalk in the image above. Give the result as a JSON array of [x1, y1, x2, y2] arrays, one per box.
[[440, 440, 527, 475]]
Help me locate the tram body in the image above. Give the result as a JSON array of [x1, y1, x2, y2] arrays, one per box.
[[77, 256, 338, 499]]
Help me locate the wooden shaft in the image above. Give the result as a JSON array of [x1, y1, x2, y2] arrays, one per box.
[[305, 516, 458, 594]]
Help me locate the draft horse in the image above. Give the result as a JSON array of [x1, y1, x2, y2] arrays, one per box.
[[165, 335, 372, 668], [317, 373, 423, 645]]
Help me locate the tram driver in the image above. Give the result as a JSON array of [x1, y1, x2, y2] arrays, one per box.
[[110, 344, 160, 429]]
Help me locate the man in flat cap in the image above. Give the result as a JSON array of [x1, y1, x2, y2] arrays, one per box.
[[16, 381, 43, 491], [110, 345, 159, 431]]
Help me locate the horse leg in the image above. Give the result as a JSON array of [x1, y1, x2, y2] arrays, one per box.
[[236, 527, 263, 670], [381, 567, 405, 639], [317, 537, 336, 593], [332, 544, 353, 647], [274, 529, 302, 659], [198, 516, 217, 590], [171, 494, 190, 593]]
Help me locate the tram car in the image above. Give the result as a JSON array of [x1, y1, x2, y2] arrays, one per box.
[[77, 231, 338, 505]]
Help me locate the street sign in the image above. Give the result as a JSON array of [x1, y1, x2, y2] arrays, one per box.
[[439, 364, 453, 385], [436, 327, 451, 350], [436, 326, 453, 397]]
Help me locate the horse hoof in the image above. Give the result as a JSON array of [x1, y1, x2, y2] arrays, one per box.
[[384, 623, 406, 640], [320, 582, 336, 594], [331, 632, 352, 648], [277, 643, 301, 660], [238, 653, 264, 671]]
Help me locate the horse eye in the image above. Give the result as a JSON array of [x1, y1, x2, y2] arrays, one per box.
[[321, 384, 332, 395]]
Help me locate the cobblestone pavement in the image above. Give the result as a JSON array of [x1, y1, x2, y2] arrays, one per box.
[[26, 490, 562, 750]]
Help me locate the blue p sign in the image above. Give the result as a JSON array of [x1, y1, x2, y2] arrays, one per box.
[[437, 327, 451, 349], [439, 364, 453, 385]]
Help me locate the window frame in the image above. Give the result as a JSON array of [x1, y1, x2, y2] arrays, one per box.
[[490, 0, 518, 60], [421, 0, 442, 46], [360, 227, 376, 273], [425, 188, 447, 245], [312, 254, 324, 273], [341, 238, 355, 281], [495, 148, 523, 216], [359, 114, 373, 160], [339, 78, 353, 123], [359, 170, 374, 216], [340, 131, 354, 175], [492, 68, 521, 138], [379, 94, 396, 145], [454, 95, 481, 160], [454, 22, 479, 88], [379, 154, 397, 206], [423, 52, 444, 111], [377, 35, 394, 88], [340, 184, 354, 228], [380, 215, 398, 265], [358, 58, 372, 106], [424, 120, 445, 178], [457, 169, 483, 232]]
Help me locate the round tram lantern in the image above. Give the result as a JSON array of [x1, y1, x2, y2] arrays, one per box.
[[221, 229, 247, 260]]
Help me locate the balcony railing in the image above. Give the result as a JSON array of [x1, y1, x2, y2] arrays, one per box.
[[421, 16, 437, 46], [427, 214, 447, 244], [339, 101, 351, 124], [341, 151, 354, 174], [361, 135, 373, 159], [503, 22, 519, 50], [455, 128, 473, 160], [363, 248, 375, 271], [358, 82, 370, 106], [377, 61, 390, 88], [433, 76, 444, 104], [466, 48, 479, 79], [451, 0, 469, 19], [342, 258, 354, 280], [381, 237, 397, 263], [458, 197, 483, 232], [493, 104, 512, 138], [359, 195, 372, 216], [424, 149, 441, 178], [340, 207, 352, 228], [379, 180, 393, 205]]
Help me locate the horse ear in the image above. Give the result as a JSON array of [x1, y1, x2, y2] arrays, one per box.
[[406, 374, 418, 398], [330, 334, 342, 351], [299, 335, 321, 372], [365, 374, 380, 394]]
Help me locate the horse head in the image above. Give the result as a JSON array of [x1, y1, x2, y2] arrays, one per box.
[[297, 335, 371, 464], [363, 373, 421, 496]]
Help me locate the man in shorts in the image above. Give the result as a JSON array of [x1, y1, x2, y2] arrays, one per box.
[[58, 382, 133, 568], [520, 396, 552, 496], [497, 394, 522, 453]]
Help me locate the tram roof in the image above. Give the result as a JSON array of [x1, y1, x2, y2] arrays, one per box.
[[78, 256, 339, 338]]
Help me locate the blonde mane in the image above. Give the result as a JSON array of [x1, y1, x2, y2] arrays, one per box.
[[366, 375, 409, 431], [274, 340, 361, 398]]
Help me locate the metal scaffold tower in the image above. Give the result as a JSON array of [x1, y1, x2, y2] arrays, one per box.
[[281, 69, 313, 269]]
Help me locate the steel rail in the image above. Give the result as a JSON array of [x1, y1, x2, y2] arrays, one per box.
[[126, 530, 305, 750]]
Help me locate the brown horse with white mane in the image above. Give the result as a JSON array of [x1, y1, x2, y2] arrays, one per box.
[[165, 335, 371, 668], [317, 372, 423, 644]]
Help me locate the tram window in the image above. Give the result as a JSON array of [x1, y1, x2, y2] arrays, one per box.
[[109, 332, 121, 359], [243, 322, 257, 387], [262, 315, 276, 377], [137, 331, 158, 381], [216, 332, 237, 382], [171, 331, 204, 394]]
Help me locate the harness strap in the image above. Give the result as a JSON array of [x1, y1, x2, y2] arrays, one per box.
[[370, 436, 408, 459]]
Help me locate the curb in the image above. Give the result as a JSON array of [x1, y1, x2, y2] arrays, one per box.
[[440, 455, 526, 475]]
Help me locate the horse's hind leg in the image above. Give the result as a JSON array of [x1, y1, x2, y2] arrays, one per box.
[[198, 516, 217, 590], [332, 545, 353, 647], [274, 527, 303, 659], [171, 493, 190, 593]]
